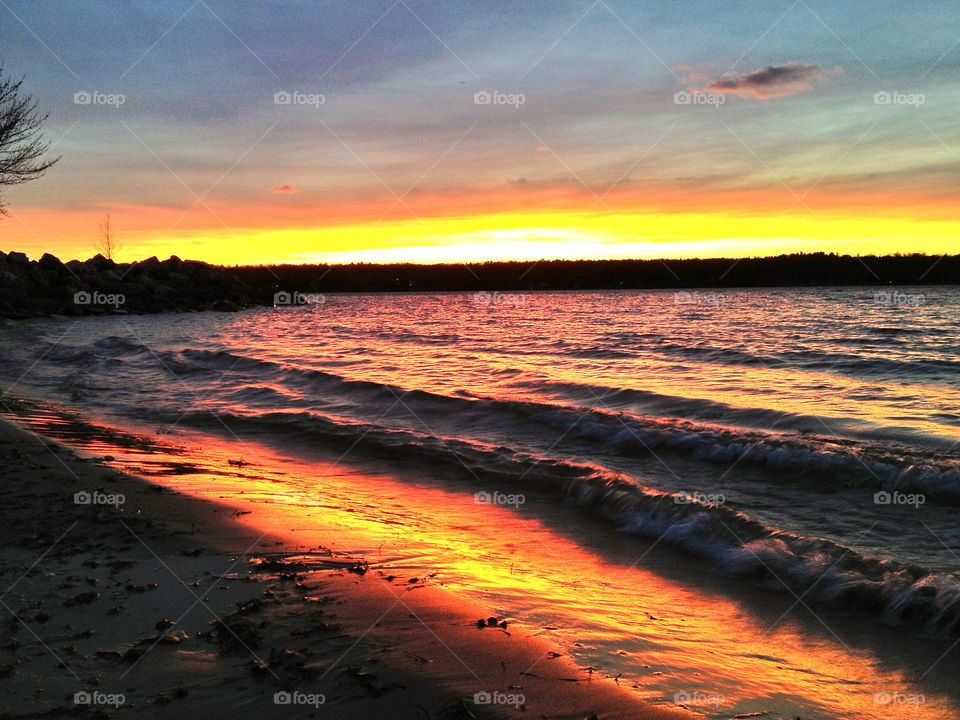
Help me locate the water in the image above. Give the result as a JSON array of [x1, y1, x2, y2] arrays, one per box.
[[2, 287, 959, 719]]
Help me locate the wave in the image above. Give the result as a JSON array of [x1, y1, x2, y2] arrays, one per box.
[[109, 404, 960, 637], [12, 322, 960, 639], [103, 345, 960, 501], [652, 342, 960, 378], [585, 476, 960, 638], [370, 330, 460, 346]]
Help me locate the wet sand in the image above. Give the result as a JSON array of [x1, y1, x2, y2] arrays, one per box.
[[0, 416, 693, 719]]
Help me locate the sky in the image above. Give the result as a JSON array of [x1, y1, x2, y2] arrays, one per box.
[[1, 0, 958, 264]]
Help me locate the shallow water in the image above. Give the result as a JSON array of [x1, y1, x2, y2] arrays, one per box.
[[2, 287, 959, 718]]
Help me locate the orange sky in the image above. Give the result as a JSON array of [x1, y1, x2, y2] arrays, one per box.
[[3, 2, 958, 265], [5, 185, 958, 265]]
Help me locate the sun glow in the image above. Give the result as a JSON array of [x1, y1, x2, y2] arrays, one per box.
[[6, 202, 959, 265]]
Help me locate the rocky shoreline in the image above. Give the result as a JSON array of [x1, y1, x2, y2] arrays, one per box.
[[0, 250, 273, 318], [2, 248, 956, 319]]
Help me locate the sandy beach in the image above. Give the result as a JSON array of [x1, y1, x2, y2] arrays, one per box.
[[0, 415, 694, 719]]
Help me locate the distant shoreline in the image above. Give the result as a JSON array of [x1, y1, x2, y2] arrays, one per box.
[[1, 249, 957, 318]]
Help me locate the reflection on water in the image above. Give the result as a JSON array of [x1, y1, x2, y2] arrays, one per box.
[[8, 404, 958, 720]]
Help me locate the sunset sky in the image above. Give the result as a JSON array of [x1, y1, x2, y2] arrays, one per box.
[[1, 1, 957, 264]]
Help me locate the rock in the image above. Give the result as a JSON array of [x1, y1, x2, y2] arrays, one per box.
[[209, 617, 262, 654], [85, 254, 115, 271], [0, 249, 274, 318], [63, 591, 100, 607], [39, 253, 65, 271]]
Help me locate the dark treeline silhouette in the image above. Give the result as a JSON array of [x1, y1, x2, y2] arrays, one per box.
[[235, 252, 959, 293], [1, 250, 957, 318]]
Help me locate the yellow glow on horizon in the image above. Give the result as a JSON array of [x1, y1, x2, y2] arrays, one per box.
[[5, 205, 959, 266], [162, 210, 960, 265]]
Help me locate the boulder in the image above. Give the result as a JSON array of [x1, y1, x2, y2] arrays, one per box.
[[0, 270, 20, 285], [85, 253, 116, 271], [39, 253, 65, 271]]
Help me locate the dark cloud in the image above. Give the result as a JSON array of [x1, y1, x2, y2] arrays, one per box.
[[272, 184, 300, 194], [699, 62, 837, 98]]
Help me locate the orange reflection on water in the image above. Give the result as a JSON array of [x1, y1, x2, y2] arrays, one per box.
[[77, 423, 958, 720]]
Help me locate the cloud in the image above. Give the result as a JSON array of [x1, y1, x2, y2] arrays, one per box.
[[691, 61, 838, 99], [272, 184, 300, 194]]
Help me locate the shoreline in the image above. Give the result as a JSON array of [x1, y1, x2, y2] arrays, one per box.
[[0, 415, 692, 719], [2, 336, 960, 718], [1, 248, 957, 319]]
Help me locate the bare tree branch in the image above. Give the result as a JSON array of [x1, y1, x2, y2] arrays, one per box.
[[96, 212, 121, 260], [0, 66, 60, 214]]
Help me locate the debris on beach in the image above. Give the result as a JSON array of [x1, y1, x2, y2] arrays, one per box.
[[268, 648, 319, 683], [208, 615, 263, 654], [347, 561, 369, 576], [63, 590, 99, 606], [475, 616, 509, 631]]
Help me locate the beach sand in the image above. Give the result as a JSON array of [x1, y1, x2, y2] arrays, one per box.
[[0, 416, 696, 719]]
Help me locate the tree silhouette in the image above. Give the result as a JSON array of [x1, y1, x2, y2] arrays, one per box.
[[0, 67, 59, 214]]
